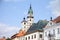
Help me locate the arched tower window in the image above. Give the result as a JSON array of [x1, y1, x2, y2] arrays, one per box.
[[30, 19, 31, 21]]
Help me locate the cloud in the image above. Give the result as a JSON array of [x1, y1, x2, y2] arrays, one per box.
[[0, 23, 20, 38], [2, 0, 27, 2], [47, 0, 60, 17]]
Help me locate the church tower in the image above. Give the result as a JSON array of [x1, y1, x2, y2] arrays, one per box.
[[21, 4, 34, 32], [27, 4, 34, 26], [21, 17, 27, 31]]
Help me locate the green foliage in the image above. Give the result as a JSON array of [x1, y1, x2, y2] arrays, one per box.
[[6, 38, 11, 40]]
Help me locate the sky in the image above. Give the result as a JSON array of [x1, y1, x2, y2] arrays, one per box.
[[0, 0, 60, 38]]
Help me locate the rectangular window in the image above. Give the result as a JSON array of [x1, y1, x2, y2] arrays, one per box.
[[23, 39, 24, 40], [45, 32, 47, 36], [31, 35, 33, 39], [28, 36, 30, 39], [34, 34, 36, 38], [40, 34, 42, 38], [49, 31, 50, 33], [58, 28, 60, 34], [53, 29, 55, 35], [26, 37, 27, 40]]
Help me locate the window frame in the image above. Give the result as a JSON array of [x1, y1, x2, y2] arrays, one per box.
[[34, 34, 36, 38], [45, 32, 47, 36], [31, 35, 33, 39], [28, 36, 30, 40], [40, 34, 42, 38], [58, 28, 60, 34]]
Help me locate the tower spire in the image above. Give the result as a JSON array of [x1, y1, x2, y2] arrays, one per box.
[[50, 17, 52, 21], [28, 4, 33, 14], [27, 4, 34, 26], [30, 4, 31, 9]]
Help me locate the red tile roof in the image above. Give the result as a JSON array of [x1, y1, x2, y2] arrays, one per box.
[[11, 30, 26, 39], [0, 37, 6, 40], [52, 16, 60, 23], [11, 34, 18, 39], [16, 30, 25, 37]]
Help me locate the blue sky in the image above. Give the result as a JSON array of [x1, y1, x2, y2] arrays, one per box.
[[0, 0, 60, 38]]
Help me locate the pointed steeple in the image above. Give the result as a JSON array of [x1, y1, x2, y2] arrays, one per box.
[[30, 4, 32, 9], [50, 17, 52, 21], [27, 4, 34, 18], [28, 4, 33, 14]]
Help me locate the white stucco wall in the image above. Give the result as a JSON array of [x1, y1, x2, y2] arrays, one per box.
[[16, 31, 43, 40], [44, 22, 60, 40], [24, 32, 43, 40]]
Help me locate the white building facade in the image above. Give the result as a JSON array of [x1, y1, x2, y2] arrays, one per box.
[[11, 5, 47, 40], [18, 31, 43, 40], [44, 16, 60, 40], [21, 5, 34, 32]]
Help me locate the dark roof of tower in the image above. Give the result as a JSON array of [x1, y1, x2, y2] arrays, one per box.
[[27, 16, 34, 18], [50, 17, 52, 21], [28, 4, 33, 14], [25, 20, 48, 35]]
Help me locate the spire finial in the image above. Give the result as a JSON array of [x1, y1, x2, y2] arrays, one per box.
[[50, 17, 52, 21], [23, 17, 25, 20], [28, 4, 33, 14], [30, 4, 31, 9]]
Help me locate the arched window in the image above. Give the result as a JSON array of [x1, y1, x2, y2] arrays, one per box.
[[30, 19, 31, 21]]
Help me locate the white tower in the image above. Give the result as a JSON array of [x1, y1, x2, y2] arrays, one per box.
[[27, 4, 34, 26], [21, 5, 34, 32], [21, 17, 27, 31]]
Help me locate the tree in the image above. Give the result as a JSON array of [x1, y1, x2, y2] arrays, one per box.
[[6, 38, 11, 40]]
